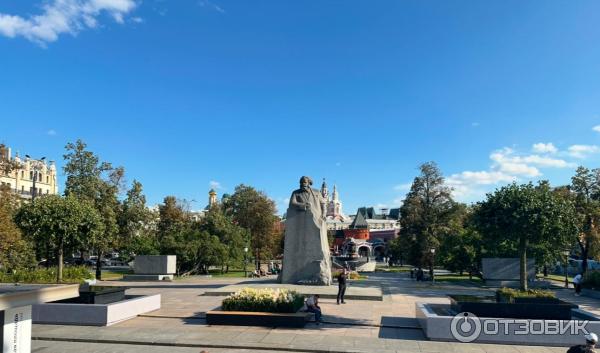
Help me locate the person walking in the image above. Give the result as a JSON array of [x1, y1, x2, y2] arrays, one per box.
[[306, 294, 322, 324], [567, 332, 597, 353], [574, 273, 583, 296], [337, 267, 348, 305]]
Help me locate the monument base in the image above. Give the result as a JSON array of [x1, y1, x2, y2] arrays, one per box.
[[123, 274, 173, 281], [1, 306, 32, 353]]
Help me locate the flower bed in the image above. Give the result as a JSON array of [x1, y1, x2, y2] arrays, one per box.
[[221, 288, 305, 313]]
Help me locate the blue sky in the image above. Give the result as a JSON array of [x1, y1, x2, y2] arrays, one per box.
[[2, 0, 600, 214]]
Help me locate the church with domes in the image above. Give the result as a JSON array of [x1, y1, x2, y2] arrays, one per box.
[[319, 179, 346, 221]]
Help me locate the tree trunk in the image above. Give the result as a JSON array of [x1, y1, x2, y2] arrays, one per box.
[[46, 240, 51, 268], [57, 240, 64, 283], [95, 250, 103, 280], [519, 236, 528, 291]]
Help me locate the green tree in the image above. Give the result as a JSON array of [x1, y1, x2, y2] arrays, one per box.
[[473, 182, 578, 290], [222, 185, 278, 270], [118, 180, 157, 259], [15, 195, 104, 282], [399, 162, 457, 272], [199, 206, 246, 273], [157, 196, 190, 241], [570, 166, 600, 273], [63, 139, 123, 279], [0, 185, 34, 271]]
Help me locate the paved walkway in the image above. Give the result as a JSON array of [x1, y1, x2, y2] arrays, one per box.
[[30, 273, 600, 353]]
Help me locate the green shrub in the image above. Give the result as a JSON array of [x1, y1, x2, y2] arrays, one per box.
[[582, 271, 600, 289], [221, 288, 305, 313], [496, 287, 555, 303], [0, 266, 93, 284]]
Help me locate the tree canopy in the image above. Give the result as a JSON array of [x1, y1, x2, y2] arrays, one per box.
[[473, 182, 578, 290]]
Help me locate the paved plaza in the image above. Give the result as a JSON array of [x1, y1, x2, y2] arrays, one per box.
[[30, 272, 600, 353]]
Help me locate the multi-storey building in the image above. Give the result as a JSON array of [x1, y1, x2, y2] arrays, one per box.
[[0, 145, 59, 200]]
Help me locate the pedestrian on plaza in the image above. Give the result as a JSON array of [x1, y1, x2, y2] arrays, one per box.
[[417, 268, 424, 281], [306, 294, 323, 324], [567, 332, 598, 353], [337, 267, 348, 305], [574, 273, 583, 296]]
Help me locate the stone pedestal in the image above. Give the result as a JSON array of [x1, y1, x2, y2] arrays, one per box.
[[124, 255, 176, 281], [1, 306, 31, 353], [0, 284, 79, 353]]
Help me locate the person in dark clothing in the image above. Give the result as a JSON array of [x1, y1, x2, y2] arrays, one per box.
[[567, 333, 598, 353], [337, 268, 348, 304]]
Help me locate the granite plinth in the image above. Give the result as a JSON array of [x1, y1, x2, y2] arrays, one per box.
[[0, 284, 79, 353], [133, 255, 176, 275]]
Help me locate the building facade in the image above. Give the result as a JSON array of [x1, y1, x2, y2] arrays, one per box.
[[0, 145, 59, 200]]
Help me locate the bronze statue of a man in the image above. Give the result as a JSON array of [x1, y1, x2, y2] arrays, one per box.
[[280, 176, 332, 285]]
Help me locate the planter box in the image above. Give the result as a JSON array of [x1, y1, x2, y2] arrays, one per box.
[[32, 294, 161, 326], [449, 295, 577, 320], [55, 286, 125, 305], [206, 310, 312, 328]]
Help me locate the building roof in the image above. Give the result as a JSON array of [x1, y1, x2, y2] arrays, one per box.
[[350, 210, 368, 229]]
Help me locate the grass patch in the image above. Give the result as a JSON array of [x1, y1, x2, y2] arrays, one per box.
[[537, 274, 567, 283], [375, 266, 412, 273], [433, 274, 483, 285], [208, 269, 254, 278]]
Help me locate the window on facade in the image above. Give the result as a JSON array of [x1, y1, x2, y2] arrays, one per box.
[[46, 176, 49, 183], [46, 189, 49, 194], [30, 171, 33, 180], [38, 173, 42, 181], [21, 171, 24, 178], [21, 186, 24, 193]]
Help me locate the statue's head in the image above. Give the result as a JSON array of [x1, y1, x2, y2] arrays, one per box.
[[299, 176, 312, 191]]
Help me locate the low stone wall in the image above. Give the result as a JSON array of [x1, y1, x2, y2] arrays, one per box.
[[415, 302, 600, 346], [32, 294, 161, 326]]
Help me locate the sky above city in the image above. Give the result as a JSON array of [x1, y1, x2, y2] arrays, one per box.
[[2, 0, 600, 214]]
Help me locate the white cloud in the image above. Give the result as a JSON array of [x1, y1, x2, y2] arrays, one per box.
[[131, 16, 143, 23], [46, 129, 57, 136], [0, 0, 138, 45], [593, 125, 600, 133], [490, 148, 541, 177], [209, 180, 221, 190], [568, 145, 600, 159], [532, 142, 557, 154], [393, 183, 412, 191], [448, 171, 516, 186]]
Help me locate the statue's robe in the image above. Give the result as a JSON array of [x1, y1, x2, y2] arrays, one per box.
[[280, 187, 332, 285]]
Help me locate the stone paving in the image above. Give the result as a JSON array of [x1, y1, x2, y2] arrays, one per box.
[[29, 273, 600, 353]]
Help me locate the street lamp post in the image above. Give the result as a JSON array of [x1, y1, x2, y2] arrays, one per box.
[[430, 248, 436, 284], [243, 247, 249, 278], [25, 154, 45, 203], [563, 249, 570, 288]]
